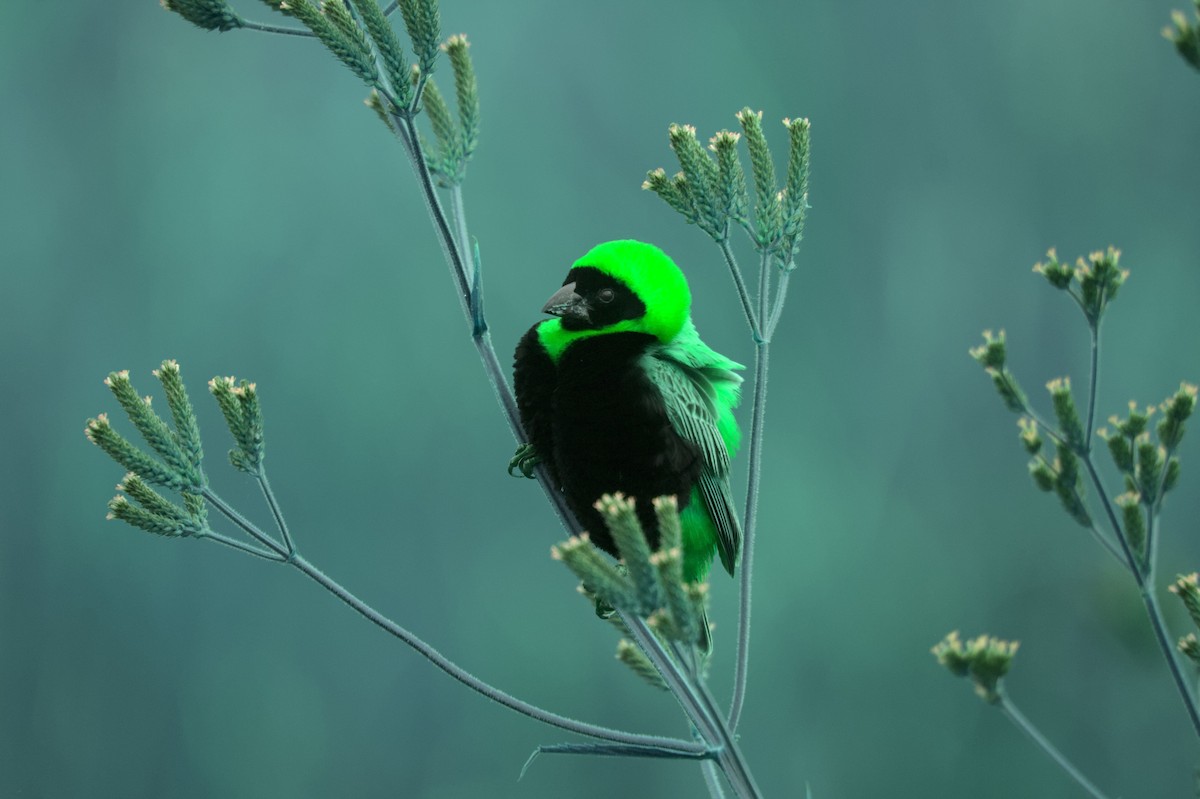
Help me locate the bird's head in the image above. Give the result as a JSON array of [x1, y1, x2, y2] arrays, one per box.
[[538, 240, 691, 358]]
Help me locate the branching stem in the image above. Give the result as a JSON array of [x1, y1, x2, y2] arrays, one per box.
[[201, 491, 704, 753], [258, 472, 295, 554], [241, 20, 316, 38], [996, 687, 1110, 799], [718, 239, 762, 341], [289, 552, 706, 754], [197, 529, 286, 561]]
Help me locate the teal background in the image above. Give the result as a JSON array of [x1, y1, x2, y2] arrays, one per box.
[[3, 0, 1200, 796]]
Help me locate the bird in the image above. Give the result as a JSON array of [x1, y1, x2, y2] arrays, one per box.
[[511, 239, 743, 585]]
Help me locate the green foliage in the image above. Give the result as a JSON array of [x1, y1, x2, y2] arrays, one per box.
[[645, 109, 810, 268], [553, 493, 711, 657], [396, 0, 441, 75], [1165, 1, 1200, 71], [615, 640, 668, 691], [932, 631, 1019, 705], [964, 246, 1200, 796], [86, 363, 215, 539], [85, 365, 206, 492], [349, 0, 413, 107], [160, 0, 243, 32], [108, 473, 205, 538], [1047, 377, 1085, 451], [411, 36, 478, 187], [208, 376, 265, 474], [280, 0, 379, 84]]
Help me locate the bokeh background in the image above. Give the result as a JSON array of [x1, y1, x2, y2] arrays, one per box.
[[3, 0, 1200, 796]]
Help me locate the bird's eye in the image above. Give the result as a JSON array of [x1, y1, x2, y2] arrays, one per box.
[[597, 288, 616, 304]]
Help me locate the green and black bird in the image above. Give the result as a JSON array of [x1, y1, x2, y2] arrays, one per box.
[[513, 239, 744, 583]]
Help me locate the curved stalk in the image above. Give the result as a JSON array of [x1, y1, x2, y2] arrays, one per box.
[[241, 20, 317, 38], [291, 552, 707, 754], [728, 341, 767, 732], [997, 687, 1110, 799]]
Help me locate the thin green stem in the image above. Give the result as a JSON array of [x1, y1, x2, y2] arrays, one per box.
[[257, 471, 295, 554], [197, 529, 287, 561], [766, 268, 791, 338], [1083, 323, 1101, 444], [727, 340, 767, 733], [288, 553, 706, 753], [697, 676, 763, 798], [1013, 397, 1130, 572], [701, 759, 729, 799], [1140, 583, 1200, 737], [717, 239, 762, 341], [1081, 458, 1143, 581], [1077, 457, 1200, 735], [756, 249, 769, 335], [450, 185, 475, 294], [381, 0, 398, 16], [1145, 506, 1158, 579], [996, 688, 1110, 799], [1084, 521, 1130, 570], [202, 488, 289, 558], [241, 20, 316, 38]]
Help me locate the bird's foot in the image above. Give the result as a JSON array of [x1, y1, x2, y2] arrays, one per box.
[[508, 443, 541, 479]]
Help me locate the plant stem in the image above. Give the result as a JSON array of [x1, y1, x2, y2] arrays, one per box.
[[756, 249, 769, 332], [288, 552, 707, 753], [197, 529, 286, 561], [1084, 322, 1101, 443], [718, 239, 762, 340], [241, 20, 316, 38], [201, 488, 289, 558], [996, 688, 1110, 799], [1015, 399, 1130, 573], [728, 340, 766, 732], [702, 759, 729, 799], [258, 472, 295, 554], [1140, 582, 1200, 736]]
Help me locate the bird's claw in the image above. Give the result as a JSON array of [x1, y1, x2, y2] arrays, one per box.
[[508, 443, 541, 479]]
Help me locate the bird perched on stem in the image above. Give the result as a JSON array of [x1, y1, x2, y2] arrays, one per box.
[[511, 240, 743, 585]]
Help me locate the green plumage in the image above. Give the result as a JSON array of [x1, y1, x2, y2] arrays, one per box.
[[513, 240, 743, 583]]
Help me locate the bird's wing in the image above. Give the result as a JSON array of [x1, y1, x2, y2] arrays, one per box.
[[644, 327, 743, 575]]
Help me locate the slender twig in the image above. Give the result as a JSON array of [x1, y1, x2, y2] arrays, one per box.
[[290, 552, 707, 753], [702, 759, 729, 799], [1084, 521, 1130, 569], [1138, 582, 1200, 737], [449, 185, 475, 291], [996, 687, 1111, 799], [197, 529, 287, 561], [241, 20, 316, 38], [722, 244, 779, 733], [717, 239, 762, 340], [766, 269, 791, 338], [1083, 322, 1102, 445], [201, 488, 289, 558], [257, 472, 295, 554], [756, 249, 769, 334], [728, 340, 767, 732], [381, 1, 399, 16], [1075, 380, 1200, 734], [204, 484, 707, 753]]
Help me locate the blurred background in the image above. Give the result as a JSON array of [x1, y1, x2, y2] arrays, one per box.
[[3, 0, 1200, 796]]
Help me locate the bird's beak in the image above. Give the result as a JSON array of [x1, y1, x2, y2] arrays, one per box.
[[542, 282, 590, 324]]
